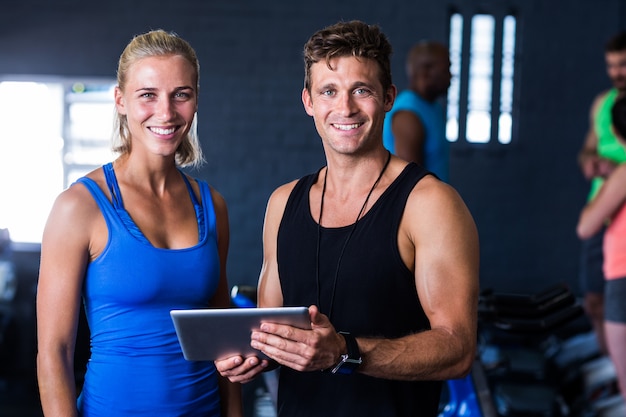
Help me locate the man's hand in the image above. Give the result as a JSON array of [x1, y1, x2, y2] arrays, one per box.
[[579, 152, 618, 180], [250, 305, 346, 372], [596, 157, 618, 178]]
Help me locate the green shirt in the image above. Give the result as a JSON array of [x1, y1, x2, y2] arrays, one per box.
[[589, 88, 626, 201]]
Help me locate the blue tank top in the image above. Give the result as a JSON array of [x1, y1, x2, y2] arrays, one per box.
[[383, 90, 449, 182], [75, 163, 221, 417]]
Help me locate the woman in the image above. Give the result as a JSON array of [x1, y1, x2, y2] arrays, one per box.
[[578, 94, 626, 402], [36, 30, 242, 416]]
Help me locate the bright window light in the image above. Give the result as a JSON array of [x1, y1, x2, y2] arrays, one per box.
[[0, 82, 64, 243], [467, 14, 495, 144], [0, 79, 115, 243], [446, 13, 463, 142], [498, 15, 517, 144]]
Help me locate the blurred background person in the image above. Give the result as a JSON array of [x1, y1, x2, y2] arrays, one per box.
[[383, 41, 451, 182], [577, 30, 626, 356], [578, 94, 626, 404]]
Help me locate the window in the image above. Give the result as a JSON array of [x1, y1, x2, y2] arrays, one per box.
[[0, 78, 116, 243], [446, 12, 518, 144]]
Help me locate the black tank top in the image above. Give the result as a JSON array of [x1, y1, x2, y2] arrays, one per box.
[[277, 162, 442, 417]]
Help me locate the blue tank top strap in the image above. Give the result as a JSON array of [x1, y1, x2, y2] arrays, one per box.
[[101, 163, 205, 244], [180, 171, 206, 242], [103, 163, 124, 210], [102, 163, 151, 245], [74, 177, 118, 221]]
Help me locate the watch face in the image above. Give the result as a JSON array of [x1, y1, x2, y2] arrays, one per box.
[[331, 356, 362, 374], [335, 361, 359, 374], [332, 332, 362, 374]]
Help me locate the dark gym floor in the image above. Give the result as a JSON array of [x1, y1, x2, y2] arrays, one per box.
[[0, 374, 43, 417]]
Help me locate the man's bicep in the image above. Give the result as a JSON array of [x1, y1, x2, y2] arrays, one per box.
[[581, 92, 607, 153], [257, 246, 283, 308], [412, 184, 479, 326], [257, 185, 293, 308], [581, 127, 598, 154]]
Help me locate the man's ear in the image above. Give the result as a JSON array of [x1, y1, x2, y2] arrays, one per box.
[[302, 88, 314, 116], [384, 84, 398, 112]]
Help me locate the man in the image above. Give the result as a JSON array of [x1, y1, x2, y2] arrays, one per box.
[[383, 41, 452, 182], [216, 21, 479, 417], [577, 31, 626, 356]]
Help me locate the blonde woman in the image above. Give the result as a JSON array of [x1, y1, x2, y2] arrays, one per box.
[[36, 30, 241, 417]]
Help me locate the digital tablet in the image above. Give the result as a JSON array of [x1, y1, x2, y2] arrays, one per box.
[[170, 306, 311, 361]]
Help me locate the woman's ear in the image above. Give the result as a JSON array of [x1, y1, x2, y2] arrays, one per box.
[[114, 86, 127, 115]]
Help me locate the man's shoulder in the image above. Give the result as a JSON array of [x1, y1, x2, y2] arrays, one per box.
[[592, 88, 616, 109], [268, 173, 316, 209], [270, 179, 298, 200], [403, 176, 475, 237], [407, 174, 461, 207]]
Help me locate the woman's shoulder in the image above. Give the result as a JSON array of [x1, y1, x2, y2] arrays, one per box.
[[53, 178, 102, 222]]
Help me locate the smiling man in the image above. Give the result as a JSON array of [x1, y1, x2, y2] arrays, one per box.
[[216, 20, 479, 417]]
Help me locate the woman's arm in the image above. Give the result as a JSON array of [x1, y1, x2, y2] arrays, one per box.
[[577, 163, 626, 239], [37, 185, 96, 417], [208, 188, 243, 417]]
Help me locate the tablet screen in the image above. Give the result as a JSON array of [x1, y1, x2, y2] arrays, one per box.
[[170, 306, 311, 361]]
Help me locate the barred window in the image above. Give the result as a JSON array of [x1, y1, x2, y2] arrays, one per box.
[[446, 12, 518, 145]]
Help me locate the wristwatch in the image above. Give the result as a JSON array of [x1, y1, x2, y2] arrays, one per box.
[[331, 332, 362, 374]]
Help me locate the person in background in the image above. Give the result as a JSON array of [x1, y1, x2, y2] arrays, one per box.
[[36, 29, 242, 417], [578, 94, 626, 403], [383, 41, 451, 182], [216, 20, 479, 417], [577, 30, 626, 356]]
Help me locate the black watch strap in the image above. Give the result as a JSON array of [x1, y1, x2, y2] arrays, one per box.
[[330, 331, 362, 374], [341, 332, 360, 359]]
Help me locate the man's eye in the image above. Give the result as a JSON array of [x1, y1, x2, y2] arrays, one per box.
[[322, 90, 334, 96]]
